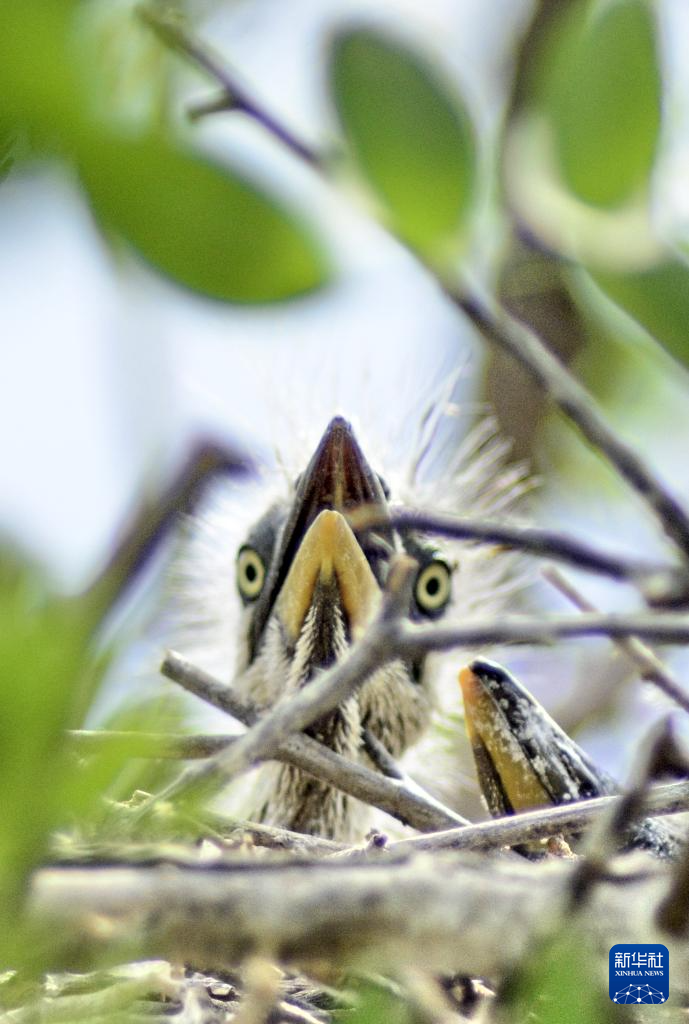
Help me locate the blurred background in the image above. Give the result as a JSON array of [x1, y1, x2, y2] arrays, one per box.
[[3, 0, 689, 822]]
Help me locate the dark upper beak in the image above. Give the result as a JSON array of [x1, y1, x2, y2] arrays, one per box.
[[459, 658, 608, 816], [248, 417, 392, 659]]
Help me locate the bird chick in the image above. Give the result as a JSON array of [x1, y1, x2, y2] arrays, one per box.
[[172, 407, 528, 842], [229, 416, 455, 840], [460, 658, 680, 857]]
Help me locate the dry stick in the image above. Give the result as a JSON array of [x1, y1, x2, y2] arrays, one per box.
[[201, 813, 346, 855], [68, 730, 238, 760], [138, 5, 320, 167], [29, 855, 676, 979], [543, 566, 689, 715], [161, 651, 469, 834], [150, 605, 689, 819], [141, 559, 417, 814], [452, 290, 689, 569], [82, 440, 251, 625], [393, 612, 689, 655], [384, 779, 689, 855], [349, 505, 679, 598], [139, 9, 689, 582]]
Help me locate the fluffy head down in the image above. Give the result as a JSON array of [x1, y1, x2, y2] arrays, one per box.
[[167, 405, 531, 839]]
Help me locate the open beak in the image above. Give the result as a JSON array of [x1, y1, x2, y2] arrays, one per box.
[[459, 659, 606, 816], [248, 417, 391, 661]]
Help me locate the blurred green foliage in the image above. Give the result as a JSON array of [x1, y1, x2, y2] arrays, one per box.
[[547, 0, 660, 209], [329, 28, 477, 265], [499, 927, 615, 1024], [0, 0, 327, 302], [593, 258, 689, 369]]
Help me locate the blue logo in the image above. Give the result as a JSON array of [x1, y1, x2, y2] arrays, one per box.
[[609, 944, 669, 1004]]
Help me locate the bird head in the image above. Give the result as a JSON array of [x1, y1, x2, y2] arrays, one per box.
[[234, 416, 454, 710]]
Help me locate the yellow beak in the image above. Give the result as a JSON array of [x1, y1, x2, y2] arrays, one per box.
[[459, 666, 551, 812], [276, 509, 381, 643]]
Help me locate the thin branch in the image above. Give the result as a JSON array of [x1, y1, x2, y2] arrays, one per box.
[[392, 611, 689, 656], [452, 289, 689, 572], [138, 4, 321, 167], [543, 566, 689, 714], [147, 560, 417, 812], [160, 652, 470, 834], [201, 813, 346, 855], [385, 778, 689, 855], [349, 505, 680, 602], [68, 729, 238, 759], [82, 440, 251, 626], [567, 719, 687, 907]]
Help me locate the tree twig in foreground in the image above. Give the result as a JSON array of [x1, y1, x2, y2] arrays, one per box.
[[384, 780, 689, 856], [145, 560, 417, 813], [29, 853, 679, 978], [349, 505, 682, 603], [159, 651, 469, 834], [452, 289, 689, 570]]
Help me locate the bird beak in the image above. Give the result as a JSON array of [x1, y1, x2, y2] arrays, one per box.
[[249, 417, 391, 660], [459, 659, 606, 816], [276, 509, 380, 643]]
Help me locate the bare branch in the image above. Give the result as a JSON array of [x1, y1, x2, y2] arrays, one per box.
[[393, 611, 689, 656], [350, 505, 681, 602], [543, 566, 689, 714], [148, 560, 416, 811], [452, 289, 689, 571], [82, 440, 251, 626], [385, 779, 689, 855], [138, 4, 321, 167], [159, 652, 470, 834], [29, 854, 680, 978], [68, 730, 237, 759]]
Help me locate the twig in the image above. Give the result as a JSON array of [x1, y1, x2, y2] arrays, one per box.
[[451, 289, 689, 570], [68, 730, 238, 759], [138, 4, 320, 167], [29, 854, 677, 978], [543, 566, 689, 714], [393, 611, 689, 655], [160, 652, 470, 834], [385, 778, 689, 855], [82, 440, 250, 626], [349, 505, 681, 602], [361, 729, 404, 780], [567, 719, 688, 906], [201, 813, 346, 855], [146, 559, 417, 812]]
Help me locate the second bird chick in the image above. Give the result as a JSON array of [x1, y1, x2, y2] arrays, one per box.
[[459, 658, 679, 858]]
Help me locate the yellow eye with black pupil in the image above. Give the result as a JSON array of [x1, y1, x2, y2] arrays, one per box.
[[415, 561, 452, 612], [236, 547, 265, 600]]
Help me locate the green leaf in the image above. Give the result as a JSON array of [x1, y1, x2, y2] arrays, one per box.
[[592, 258, 689, 368], [0, 553, 88, 900], [549, 0, 661, 208], [80, 133, 328, 303], [0, 3, 328, 304], [329, 28, 477, 260], [500, 926, 614, 1024]]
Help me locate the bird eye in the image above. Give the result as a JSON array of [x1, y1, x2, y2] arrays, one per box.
[[236, 547, 266, 601], [414, 560, 452, 613]]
